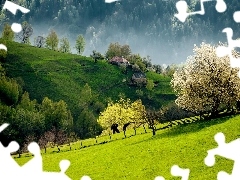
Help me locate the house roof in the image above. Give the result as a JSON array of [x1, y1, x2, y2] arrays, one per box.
[[109, 56, 129, 63], [133, 72, 146, 78]]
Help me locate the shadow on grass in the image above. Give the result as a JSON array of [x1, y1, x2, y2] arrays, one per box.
[[129, 114, 237, 146], [155, 115, 236, 139]]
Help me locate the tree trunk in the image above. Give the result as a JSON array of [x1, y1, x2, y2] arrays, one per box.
[[18, 151, 21, 158], [143, 124, 147, 133], [57, 146, 60, 153], [152, 127, 156, 136]]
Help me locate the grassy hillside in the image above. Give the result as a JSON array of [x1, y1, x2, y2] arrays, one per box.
[[2, 40, 175, 117], [15, 114, 239, 179]]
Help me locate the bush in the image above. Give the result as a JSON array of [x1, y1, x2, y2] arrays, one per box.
[[159, 103, 195, 123], [0, 77, 20, 105]]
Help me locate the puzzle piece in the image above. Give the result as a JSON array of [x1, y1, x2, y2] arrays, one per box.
[[0, 123, 9, 132], [204, 132, 240, 180], [3, 0, 30, 15], [21, 142, 43, 174], [171, 165, 190, 180], [0, 123, 93, 180], [39, 160, 71, 180], [0, 124, 21, 179], [0, 141, 21, 179], [3, 0, 30, 33], [105, 0, 120, 3], [233, 11, 240, 23], [155, 165, 190, 180], [80, 175, 92, 180], [215, 28, 240, 77], [0, 123, 19, 178], [0, 44, 7, 51], [175, 0, 227, 22]]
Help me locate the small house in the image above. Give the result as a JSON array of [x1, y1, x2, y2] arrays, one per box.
[[131, 72, 147, 85], [109, 56, 130, 66]]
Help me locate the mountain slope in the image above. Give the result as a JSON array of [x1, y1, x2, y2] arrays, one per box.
[[15, 114, 239, 179], [2, 40, 175, 119]]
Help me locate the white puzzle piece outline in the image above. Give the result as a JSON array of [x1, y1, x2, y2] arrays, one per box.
[[204, 132, 240, 180], [2, 0, 30, 33], [155, 165, 190, 180], [0, 123, 92, 180], [215, 28, 240, 77], [174, 0, 227, 23], [105, 0, 120, 3]]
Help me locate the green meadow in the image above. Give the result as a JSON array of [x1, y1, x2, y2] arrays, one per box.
[[2, 40, 175, 116], [15, 115, 239, 180], [2, 39, 237, 180]]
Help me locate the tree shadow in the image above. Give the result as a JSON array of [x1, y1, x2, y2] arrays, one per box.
[[156, 115, 235, 139], [129, 114, 235, 146]]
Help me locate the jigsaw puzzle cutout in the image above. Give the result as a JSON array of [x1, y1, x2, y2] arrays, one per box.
[[105, 0, 120, 3], [174, 0, 227, 22], [0, 123, 92, 180], [0, 1, 30, 52], [215, 27, 240, 77], [155, 165, 190, 180], [3, 0, 30, 33], [0, 1, 239, 179], [175, 0, 240, 76], [233, 11, 240, 23], [204, 132, 240, 180]]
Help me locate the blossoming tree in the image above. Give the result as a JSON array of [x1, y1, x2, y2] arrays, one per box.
[[97, 98, 147, 135], [171, 42, 240, 118]]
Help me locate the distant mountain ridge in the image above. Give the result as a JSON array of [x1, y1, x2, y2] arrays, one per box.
[[1, 0, 239, 64]]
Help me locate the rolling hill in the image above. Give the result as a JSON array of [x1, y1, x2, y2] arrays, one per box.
[[15, 114, 240, 180], [1, 40, 175, 120]]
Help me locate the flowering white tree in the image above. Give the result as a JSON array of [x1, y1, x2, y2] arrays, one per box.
[[171, 42, 240, 118]]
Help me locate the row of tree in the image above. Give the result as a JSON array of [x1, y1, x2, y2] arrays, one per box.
[[1, 0, 239, 62], [41, 30, 86, 54], [1, 22, 86, 54], [1, 21, 178, 77]]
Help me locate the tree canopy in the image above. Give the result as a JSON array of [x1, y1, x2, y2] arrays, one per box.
[[75, 34, 85, 55], [171, 42, 240, 117], [97, 98, 146, 131], [45, 30, 59, 50]]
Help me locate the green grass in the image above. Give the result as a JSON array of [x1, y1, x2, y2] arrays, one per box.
[[2, 40, 175, 116], [15, 114, 240, 179]]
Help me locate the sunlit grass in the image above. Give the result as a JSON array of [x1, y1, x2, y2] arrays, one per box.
[[15, 114, 239, 180]]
